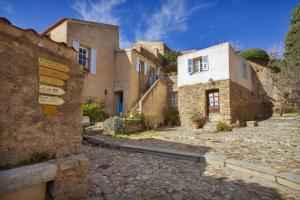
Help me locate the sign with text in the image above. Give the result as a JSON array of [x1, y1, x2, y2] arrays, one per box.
[[38, 57, 70, 72], [39, 95, 65, 105], [39, 75, 65, 86], [39, 84, 65, 96], [38, 66, 70, 80]]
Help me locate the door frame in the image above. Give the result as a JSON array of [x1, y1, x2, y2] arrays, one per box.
[[117, 91, 123, 116], [205, 89, 220, 117]]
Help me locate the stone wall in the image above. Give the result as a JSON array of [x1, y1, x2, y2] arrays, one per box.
[[178, 80, 231, 127], [0, 18, 88, 199]]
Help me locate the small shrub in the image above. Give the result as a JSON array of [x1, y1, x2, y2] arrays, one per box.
[[239, 48, 269, 63], [82, 97, 107, 123], [125, 110, 143, 124], [268, 58, 285, 73], [190, 112, 206, 125], [167, 108, 179, 125], [103, 116, 124, 135], [216, 122, 232, 132]]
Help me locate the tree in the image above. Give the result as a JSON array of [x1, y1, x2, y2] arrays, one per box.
[[239, 48, 269, 64], [272, 3, 300, 114], [285, 2, 300, 68]]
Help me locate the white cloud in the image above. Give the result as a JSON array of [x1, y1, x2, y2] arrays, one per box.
[[136, 0, 218, 41], [73, 0, 125, 25], [0, 1, 14, 14]]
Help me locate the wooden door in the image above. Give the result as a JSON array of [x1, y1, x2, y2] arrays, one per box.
[[207, 90, 220, 115]]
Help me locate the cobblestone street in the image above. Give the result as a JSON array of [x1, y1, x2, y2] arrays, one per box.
[[84, 145, 300, 200], [88, 114, 300, 173]]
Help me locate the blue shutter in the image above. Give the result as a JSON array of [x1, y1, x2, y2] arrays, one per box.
[[90, 48, 97, 74], [202, 55, 209, 71], [72, 41, 79, 51], [188, 59, 192, 74]]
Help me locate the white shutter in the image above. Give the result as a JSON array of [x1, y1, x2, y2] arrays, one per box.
[[188, 59, 192, 74], [144, 63, 148, 75], [90, 48, 97, 74], [136, 58, 140, 72], [202, 55, 209, 71], [72, 40, 79, 51]]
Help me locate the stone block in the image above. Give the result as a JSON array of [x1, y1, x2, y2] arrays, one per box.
[[225, 159, 278, 182], [0, 163, 57, 196], [203, 152, 226, 166], [276, 172, 300, 191]]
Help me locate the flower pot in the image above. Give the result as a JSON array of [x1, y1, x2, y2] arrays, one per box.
[[192, 122, 200, 129]]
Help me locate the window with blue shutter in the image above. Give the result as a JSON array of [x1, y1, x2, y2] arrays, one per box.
[[188, 59, 192, 74]]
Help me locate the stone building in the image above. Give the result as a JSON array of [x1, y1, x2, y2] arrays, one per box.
[[0, 18, 88, 199], [42, 19, 169, 126], [177, 42, 272, 127]]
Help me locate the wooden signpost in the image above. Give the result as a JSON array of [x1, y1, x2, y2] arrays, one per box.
[[39, 75, 65, 87], [38, 57, 70, 116], [39, 85, 65, 96], [39, 66, 70, 80], [39, 95, 65, 106], [38, 57, 70, 72]]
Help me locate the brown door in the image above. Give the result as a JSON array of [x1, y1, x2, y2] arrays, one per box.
[[207, 90, 220, 115]]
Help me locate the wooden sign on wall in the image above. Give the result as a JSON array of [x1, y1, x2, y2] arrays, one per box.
[[39, 85, 65, 96], [39, 75, 65, 87], [39, 95, 65, 105], [38, 57, 70, 72], [39, 66, 70, 80]]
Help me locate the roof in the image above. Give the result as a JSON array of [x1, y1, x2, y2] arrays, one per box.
[[40, 18, 67, 36], [41, 18, 119, 36]]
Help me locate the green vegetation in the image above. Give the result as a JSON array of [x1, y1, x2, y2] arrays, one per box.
[[268, 58, 285, 73], [103, 116, 124, 134], [82, 97, 107, 123], [190, 112, 206, 125], [216, 122, 232, 132], [124, 110, 143, 124], [285, 3, 300, 68], [239, 48, 269, 63], [167, 108, 180, 125], [161, 50, 182, 66]]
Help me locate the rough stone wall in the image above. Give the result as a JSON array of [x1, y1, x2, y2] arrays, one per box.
[[178, 80, 231, 127], [0, 19, 88, 199]]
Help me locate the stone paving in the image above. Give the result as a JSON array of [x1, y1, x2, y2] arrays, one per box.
[[84, 144, 300, 200], [88, 114, 300, 173]]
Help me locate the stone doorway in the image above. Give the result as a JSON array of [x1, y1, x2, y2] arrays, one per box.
[[206, 89, 220, 119]]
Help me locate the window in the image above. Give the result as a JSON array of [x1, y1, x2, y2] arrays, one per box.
[[172, 92, 178, 107], [188, 55, 209, 74], [79, 46, 90, 68], [241, 60, 248, 79], [208, 91, 219, 106]]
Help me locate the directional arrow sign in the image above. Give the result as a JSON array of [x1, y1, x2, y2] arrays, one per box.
[[38, 57, 70, 72], [39, 85, 65, 96], [39, 75, 65, 87], [39, 66, 70, 80], [39, 95, 65, 105]]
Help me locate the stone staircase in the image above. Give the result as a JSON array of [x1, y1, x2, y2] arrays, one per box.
[[203, 115, 220, 131]]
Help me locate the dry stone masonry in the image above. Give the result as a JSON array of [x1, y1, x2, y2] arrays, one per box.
[[0, 18, 88, 199]]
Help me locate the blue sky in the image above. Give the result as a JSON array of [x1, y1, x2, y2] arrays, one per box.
[[0, 0, 298, 51]]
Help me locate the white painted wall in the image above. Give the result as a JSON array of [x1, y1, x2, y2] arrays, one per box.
[[228, 46, 253, 91], [177, 42, 230, 87]]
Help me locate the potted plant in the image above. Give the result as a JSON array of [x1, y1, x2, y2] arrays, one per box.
[[190, 112, 205, 129]]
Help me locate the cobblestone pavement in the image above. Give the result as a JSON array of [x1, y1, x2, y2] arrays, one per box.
[[89, 115, 300, 173], [84, 145, 300, 200]]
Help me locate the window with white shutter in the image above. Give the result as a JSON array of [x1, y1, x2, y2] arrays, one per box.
[[136, 58, 140, 73], [202, 55, 209, 71]]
